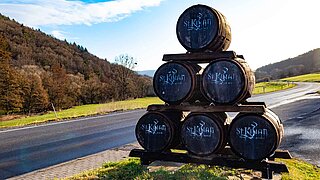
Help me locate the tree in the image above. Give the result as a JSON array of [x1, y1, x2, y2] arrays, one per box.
[[0, 46, 23, 113], [80, 74, 103, 104], [19, 67, 49, 114], [114, 54, 137, 70], [134, 75, 154, 97], [112, 54, 137, 100], [42, 63, 70, 110]]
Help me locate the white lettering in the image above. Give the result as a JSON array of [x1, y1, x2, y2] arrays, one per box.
[[141, 120, 167, 135], [183, 12, 212, 31], [207, 67, 236, 85], [236, 121, 268, 140], [159, 68, 186, 85], [186, 120, 215, 139]]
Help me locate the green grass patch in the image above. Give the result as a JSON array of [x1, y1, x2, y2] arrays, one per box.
[[67, 158, 320, 180], [278, 158, 320, 180], [281, 73, 320, 82], [252, 81, 296, 94], [67, 158, 241, 180], [0, 97, 163, 128]]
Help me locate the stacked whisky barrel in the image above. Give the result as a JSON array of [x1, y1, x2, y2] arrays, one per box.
[[135, 4, 284, 161]]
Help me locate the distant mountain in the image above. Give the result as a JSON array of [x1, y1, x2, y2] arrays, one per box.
[[137, 70, 155, 77], [255, 48, 320, 81]]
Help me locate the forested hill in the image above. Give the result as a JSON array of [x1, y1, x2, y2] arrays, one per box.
[[0, 14, 113, 80], [255, 48, 320, 81], [0, 14, 152, 114]]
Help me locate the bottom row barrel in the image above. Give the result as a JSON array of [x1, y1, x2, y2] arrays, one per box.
[[181, 112, 229, 156], [135, 110, 284, 161], [228, 109, 284, 160], [135, 111, 183, 152]]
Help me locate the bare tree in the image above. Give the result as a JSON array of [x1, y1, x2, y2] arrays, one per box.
[[114, 54, 137, 70], [112, 54, 137, 100]]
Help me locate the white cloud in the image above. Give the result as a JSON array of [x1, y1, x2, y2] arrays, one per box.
[[0, 0, 164, 27], [51, 30, 66, 40]]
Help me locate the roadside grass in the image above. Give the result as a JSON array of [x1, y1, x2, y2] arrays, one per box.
[[66, 158, 242, 180], [281, 73, 320, 82], [0, 97, 163, 128], [278, 158, 320, 180], [67, 158, 320, 180], [252, 81, 296, 94], [0, 81, 297, 128]]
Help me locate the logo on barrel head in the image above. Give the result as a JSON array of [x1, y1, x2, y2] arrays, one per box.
[[183, 12, 213, 31], [236, 121, 268, 140], [141, 120, 167, 135], [159, 68, 186, 85], [186, 120, 215, 139], [206, 67, 236, 85]]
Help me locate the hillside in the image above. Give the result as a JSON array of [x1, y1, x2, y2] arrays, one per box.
[[0, 15, 113, 80], [255, 48, 320, 81], [0, 14, 152, 114]]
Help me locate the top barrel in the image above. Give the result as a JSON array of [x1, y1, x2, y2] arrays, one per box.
[[176, 4, 231, 52]]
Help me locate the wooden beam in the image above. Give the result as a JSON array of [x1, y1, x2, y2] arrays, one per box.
[[147, 103, 266, 113], [162, 51, 237, 62]]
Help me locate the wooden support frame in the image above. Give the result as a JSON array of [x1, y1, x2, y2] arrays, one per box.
[[129, 149, 291, 179], [147, 102, 266, 113], [162, 51, 238, 63]]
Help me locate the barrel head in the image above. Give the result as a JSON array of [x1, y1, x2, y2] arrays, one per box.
[[202, 60, 245, 104], [229, 114, 278, 160], [181, 114, 222, 156], [153, 62, 193, 104], [177, 4, 219, 52], [136, 113, 173, 152]]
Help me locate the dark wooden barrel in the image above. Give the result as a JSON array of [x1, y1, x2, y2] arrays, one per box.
[[153, 62, 201, 104], [176, 4, 231, 52], [181, 112, 229, 156], [135, 111, 183, 152], [228, 109, 284, 160], [201, 58, 255, 104]]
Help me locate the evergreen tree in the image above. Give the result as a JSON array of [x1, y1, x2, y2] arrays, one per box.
[[0, 48, 23, 113], [20, 72, 49, 114], [42, 63, 69, 110]]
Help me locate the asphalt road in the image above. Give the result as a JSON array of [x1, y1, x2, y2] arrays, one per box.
[[273, 97, 320, 167], [0, 110, 144, 179], [0, 82, 319, 179]]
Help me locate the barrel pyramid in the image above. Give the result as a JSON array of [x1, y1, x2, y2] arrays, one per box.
[[135, 4, 284, 161]]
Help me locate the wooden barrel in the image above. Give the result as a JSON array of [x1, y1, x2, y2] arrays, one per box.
[[135, 111, 183, 152], [181, 112, 229, 156], [176, 4, 231, 52], [201, 58, 255, 104], [153, 62, 201, 104], [228, 109, 284, 160]]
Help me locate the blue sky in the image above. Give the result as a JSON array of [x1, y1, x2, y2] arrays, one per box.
[[1, 0, 320, 71]]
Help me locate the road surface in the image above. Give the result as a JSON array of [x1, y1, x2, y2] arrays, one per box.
[[0, 82, 319, 179], [0, 110, 143, 179], [273, 97, 320, 166]]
